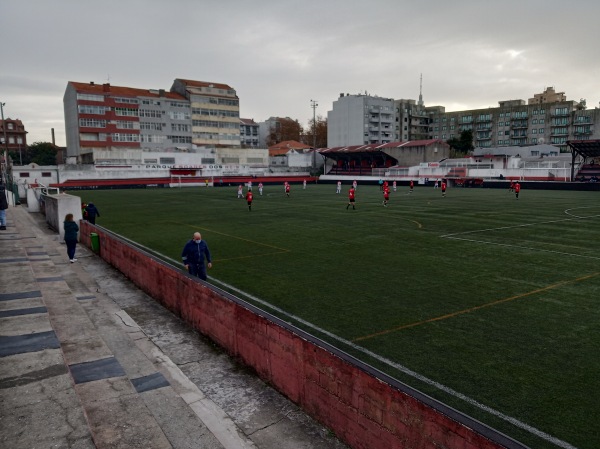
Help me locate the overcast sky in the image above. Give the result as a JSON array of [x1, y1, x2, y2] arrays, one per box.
[[1, 0, 599, 147]]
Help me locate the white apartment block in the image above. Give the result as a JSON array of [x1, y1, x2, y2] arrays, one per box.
[[327, 88, 599, 152], [327, 93, 395, 147], [170, 79, 241, 149]]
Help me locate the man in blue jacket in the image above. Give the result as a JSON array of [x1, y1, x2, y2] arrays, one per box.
[[181, 232, 212, 280]]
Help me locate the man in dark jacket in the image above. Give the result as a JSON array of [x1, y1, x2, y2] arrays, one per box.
[[0, 183, 8, 230], [181, 232, 212, 280], [85, 203, 100, 224]]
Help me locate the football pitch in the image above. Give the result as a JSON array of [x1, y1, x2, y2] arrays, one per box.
[[72, 183, 600, 449]]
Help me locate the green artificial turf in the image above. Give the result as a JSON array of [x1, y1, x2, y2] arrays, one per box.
[[72, 183, 600, 449]]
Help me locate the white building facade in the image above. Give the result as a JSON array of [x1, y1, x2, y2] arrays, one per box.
[[327, 93, 396, 147]]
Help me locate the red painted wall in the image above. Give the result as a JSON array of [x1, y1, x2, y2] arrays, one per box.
[[80, 222, 518, 449]]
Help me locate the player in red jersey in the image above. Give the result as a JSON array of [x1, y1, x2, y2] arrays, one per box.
[[441, 180, 447, 197], [285, 182, 291, 197], [409, 180, 414, 193], [383, 187, 390, 207], [346, 186, 356, 210], [245, 190, 253, 211], [514, 181, 521, 199]]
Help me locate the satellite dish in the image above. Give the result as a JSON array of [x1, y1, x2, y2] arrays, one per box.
[[538, 138, 545, 144]]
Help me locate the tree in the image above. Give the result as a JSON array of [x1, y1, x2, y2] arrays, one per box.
[[9, 142, 57, 166], [446, 130, 474, 156], [306, 115, 328, 148], [266, 117, 304, 147]]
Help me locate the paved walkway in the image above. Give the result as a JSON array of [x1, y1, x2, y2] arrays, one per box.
[[0, 206, 347, 449]]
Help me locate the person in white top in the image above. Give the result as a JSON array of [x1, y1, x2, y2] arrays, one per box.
[[336, 181, 342, 194], [237, 185, 243, 198], [258, 182, 264, 195]]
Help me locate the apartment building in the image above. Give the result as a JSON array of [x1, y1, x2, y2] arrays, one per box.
[[0, 118, 28, 151], [170, 79, 240, 149], [240, 118, 259, 148], [329, 87, 598, 152], [64, 81, 192, 161], [427, 95, 599, 152], [327, 93, 395, 147]]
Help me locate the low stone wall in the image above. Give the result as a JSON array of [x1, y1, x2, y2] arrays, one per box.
[[79, 221, 525, 449]]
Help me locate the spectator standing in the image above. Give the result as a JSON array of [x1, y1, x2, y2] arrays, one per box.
[[181, 232, 212, 281], [63, 213, 79, 262], [0, 183, 8, 230], [85, 203, 100, 225]]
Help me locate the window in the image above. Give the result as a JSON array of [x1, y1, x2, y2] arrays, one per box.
[[140, 122, 163, 131], [539, 128, 545, 134], [168, 135, 192, 144], [138, 109, 163, 118], [116, 121, 137, 129], [114, 97, 139, 104], [532, 129, 537, 134], [42, 172, 52, 177], [112, 133, 139, 142], [115, 107, 138, 117], [78, 105, 106, 115], [140, 135, 165, 143], [160, 157, 176, 164], [77, 93, 104, 102], [169, 111, 191, 120], [539, 118, 545, 124], [7, 123, 14, 129], [171, 123, 191, 132], [79, 118, 106, 128], [20, 172, 30, 177]]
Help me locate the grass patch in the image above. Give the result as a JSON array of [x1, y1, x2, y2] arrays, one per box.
[[73, 184, 600, 449]]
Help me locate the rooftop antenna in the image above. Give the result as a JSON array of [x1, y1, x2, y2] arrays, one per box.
[[417, 73, 424, 106]]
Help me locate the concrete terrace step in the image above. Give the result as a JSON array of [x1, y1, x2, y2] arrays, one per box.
[[0, 206, 348, 449]]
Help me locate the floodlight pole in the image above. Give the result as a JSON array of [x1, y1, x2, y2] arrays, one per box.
[[0, 102, 9, 183], [310, 99, 318, 170]]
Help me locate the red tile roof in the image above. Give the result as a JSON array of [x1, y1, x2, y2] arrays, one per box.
[[174, 79, 234, 91], [69, 82, 187, 100], [240, 118, 258, 125], [268, 140, 312, 156], [319, 139, 446, 154]]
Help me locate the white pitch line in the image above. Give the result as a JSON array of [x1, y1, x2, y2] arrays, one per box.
[[441, 207, 600, 260], [206, 276, 576, 449], [121, 238, 576, 448]]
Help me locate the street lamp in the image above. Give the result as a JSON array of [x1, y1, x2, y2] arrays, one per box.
[[310, 99, 318, 170], [0, 102, 10, 183]]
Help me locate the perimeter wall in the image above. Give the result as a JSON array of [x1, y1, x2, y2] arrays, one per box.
[[79, 221, 525, 449]]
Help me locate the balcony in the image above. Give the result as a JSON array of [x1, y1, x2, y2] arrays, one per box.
[[511, 121, 528, 129], [476, 117, 492, 123]]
